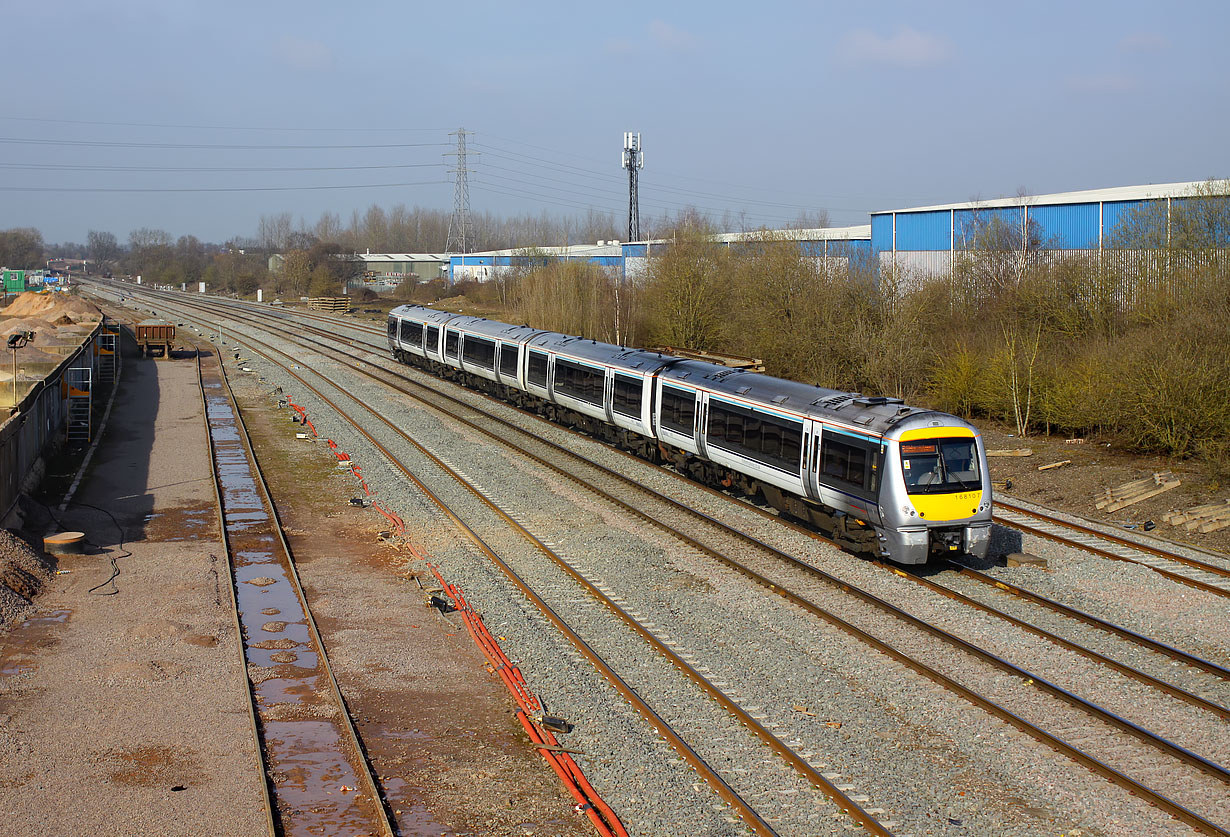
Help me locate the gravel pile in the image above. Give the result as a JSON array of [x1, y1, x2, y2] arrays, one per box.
[[0, 529, 54, 628]]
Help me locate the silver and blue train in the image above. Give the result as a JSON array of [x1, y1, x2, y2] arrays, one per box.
[[387, 304, 993, 565]]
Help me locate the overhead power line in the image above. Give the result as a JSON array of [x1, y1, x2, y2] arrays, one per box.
[[0, 179, 450, 194], [0, 137, 450, 151], [0, 162, 444, 173], [0, 115, 449, 133]]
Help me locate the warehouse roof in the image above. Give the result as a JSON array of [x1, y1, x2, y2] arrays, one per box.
[[873, 181, 1226, 215], [454, 243, 624, 258], [712, 224, 871, 243], [350, 253, 450, 262]]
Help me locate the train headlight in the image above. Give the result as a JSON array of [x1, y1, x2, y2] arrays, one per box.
[[902, 505, 915, 517]]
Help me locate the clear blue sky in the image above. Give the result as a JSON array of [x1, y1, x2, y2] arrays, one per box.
[[3, 0, 1227, 244]]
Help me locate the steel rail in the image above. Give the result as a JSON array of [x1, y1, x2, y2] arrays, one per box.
[[234, 347, 800, 836], [122, 288, 1230, 769], [109, 285, 1230, 689], [129, 286, 1230, 837], [194, 346, 279, 837], [178, 294, 1230, 750], [153, 313, 806, 837], [946, 562, 1230, 679], [211, 343, 399, 837], [269, 319, 1230, 725], [996, 498, 1230, 579]]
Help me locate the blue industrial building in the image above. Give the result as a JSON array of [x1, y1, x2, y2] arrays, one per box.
[[346, 180, 1224, 290], [621, 225, 873, 279], [449, 242, 624, 282], [870, 181, 1219, 278]]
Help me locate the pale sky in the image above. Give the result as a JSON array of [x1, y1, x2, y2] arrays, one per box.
[[3, 0, 1227, 244]]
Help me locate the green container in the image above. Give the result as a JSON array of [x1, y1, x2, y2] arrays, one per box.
[[3, 269, 26, 293]]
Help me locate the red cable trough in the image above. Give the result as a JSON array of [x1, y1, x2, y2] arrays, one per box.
[[283, 392, 620, 832], [417, 553, 627, 837]]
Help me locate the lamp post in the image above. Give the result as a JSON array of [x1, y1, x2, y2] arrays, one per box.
[[7, 330, 32, 410]]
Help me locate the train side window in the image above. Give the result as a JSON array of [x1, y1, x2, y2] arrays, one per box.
[[445, 331, 459, 359], [426, 325, 440, 353], [660, 385, 696, 435], [462, 335, 496, 369], [499, 343, 518, 377], [612, 373, 642, 417], [554, 358, 603, 405], [400, 321, 422, 346], [527, 350, 548, 386], [707, 399, 802, 472], [820, 437, 869, 489]]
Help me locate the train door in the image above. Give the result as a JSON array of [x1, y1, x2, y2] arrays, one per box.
[[603, 368, 615, 423], [801, 421, 821, 502], [695, 391, 710, 458]]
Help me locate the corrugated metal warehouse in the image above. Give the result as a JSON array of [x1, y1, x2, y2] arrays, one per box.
[[622, 225, 873, 279], [450, 242, 624, 282], [870, 181, 1225, 279]]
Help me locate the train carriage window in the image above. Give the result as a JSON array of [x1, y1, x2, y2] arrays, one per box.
[[820, 436, 870, 490], [660, 385, 697, 436], [706, 399, 802, 473], [527, 350, 548, 387], [554, 358, 603, 405], [498, 343, 518, 378], [400, 320, 423, 346], [462, 334, 496, 369], [445, 331, 459, 360], [426, 325, 440, 354], [612, 373, 642, 418]]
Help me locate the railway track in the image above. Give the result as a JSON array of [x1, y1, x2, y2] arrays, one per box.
[[197, 343, 396, 837], [994, 499, 1230, 599], [173, 291, 1230, 599], [110, 283, 1230, 837]]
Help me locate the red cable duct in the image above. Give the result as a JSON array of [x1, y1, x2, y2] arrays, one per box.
[[420, 560, 627, 837]]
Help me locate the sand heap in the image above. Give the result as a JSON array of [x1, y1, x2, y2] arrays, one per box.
[[0, 529, 54, 628], [1, 292, 102, 324], [0, 317, 76, 370]]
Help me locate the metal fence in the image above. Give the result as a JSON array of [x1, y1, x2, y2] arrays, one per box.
[[0, 323, 102, 524]]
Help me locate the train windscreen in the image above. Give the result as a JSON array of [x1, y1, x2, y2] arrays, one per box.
[[900, 438, 980, 493]]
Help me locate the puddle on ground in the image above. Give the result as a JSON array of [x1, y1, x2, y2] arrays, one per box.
[[263, 720, 382, 833], [0, 609, 72, 677], [204, 361, 382, 836]]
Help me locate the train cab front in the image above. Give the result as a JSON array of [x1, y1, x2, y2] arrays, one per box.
[[881, 426, 993, 564]]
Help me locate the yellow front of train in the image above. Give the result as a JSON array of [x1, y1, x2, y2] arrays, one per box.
[[877, 421, 994, 565]]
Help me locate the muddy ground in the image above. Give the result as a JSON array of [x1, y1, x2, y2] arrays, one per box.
[[980, 424, 1230, 554]]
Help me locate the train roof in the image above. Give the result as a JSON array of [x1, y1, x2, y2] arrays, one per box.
[[443, 316, 543, 342], [660, 359, 966, 438], [389, 304, 458, 325], [527, 331, 679, 373]]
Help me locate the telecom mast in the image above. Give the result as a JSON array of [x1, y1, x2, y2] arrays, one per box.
[[622, 132, 643, 242], [446, 128, 474, 253]]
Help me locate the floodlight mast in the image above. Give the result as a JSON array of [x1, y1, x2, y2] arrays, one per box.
[[621, 132, 643, 242]]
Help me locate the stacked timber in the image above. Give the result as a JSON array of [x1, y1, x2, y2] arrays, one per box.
[[309, 297, 349, 312], [1095, 472, 1181, 513], [1163, 501, 1230, 534]]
